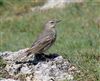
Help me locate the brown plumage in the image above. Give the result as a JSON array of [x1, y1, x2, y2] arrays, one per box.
[[16, 19, 61, 62]]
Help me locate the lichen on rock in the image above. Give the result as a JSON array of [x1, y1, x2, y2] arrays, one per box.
[[0, 49, 79, 81]]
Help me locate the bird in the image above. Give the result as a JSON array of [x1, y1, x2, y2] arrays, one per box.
[[16, 19, 61, 62]]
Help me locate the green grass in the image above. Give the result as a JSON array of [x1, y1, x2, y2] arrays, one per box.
[[0, 1, 100, 81], [0, 0, 46, 17]]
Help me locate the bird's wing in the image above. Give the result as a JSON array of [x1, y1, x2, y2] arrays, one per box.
[[31, 30, 47, 47], [31, 31, 53, 47], [20, 35, 54, 62], [29, 34, 54, 53]]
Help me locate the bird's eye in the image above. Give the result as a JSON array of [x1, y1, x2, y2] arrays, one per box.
[[50, 21, 54, 24]]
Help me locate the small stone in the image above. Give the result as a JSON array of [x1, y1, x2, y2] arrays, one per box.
[[0, 79, 20, 81]]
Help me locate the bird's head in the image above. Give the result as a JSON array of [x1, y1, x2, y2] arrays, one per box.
[[45, 19, 61, 30]]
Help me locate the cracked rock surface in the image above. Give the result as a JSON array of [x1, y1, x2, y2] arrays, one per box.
[[0, 49, 79, 81]]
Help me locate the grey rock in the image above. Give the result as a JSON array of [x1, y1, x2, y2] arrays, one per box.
[[0, 49, 79, 81], [1, 48, 29, 63], [0, 79, 19, 81], [31, 0, 84, 11]]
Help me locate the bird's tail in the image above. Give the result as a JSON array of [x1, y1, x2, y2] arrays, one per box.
[[14, 48, 33, 62], [25, 48, 33, 56]]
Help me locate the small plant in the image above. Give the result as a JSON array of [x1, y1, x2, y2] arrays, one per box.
[[0, 0, 4, 6]]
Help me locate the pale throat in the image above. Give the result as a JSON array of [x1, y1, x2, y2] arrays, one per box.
[[45, 26, 56, 32], [51, 27, 56, 33]]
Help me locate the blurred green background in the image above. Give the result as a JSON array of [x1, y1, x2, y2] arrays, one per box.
[[0, 0, 100, 81]]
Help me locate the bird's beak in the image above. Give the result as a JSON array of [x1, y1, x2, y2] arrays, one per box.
[[56, 20, 61, 23]]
